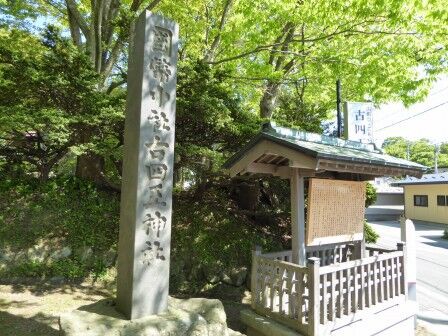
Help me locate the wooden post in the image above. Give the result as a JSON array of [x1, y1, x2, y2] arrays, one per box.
[[291, 169, 306, 266], [330, 271, 336, 320], [400, 219, 415, 300], [351, 240, 364, 260], [397, 242, 408, 299], [360, 237, 367, 258], [251, 245, 262, 309], [308, 257, 320, 336]]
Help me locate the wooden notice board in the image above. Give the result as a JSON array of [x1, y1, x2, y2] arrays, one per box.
[[306, 178, 366, 246]]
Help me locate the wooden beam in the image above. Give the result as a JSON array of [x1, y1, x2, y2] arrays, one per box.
[[227, 139, 318, 177], [291, 169, 306, 266], [317, 159, 419, 177], [244, 162, 291, 178], [228, 142, 269, 177]]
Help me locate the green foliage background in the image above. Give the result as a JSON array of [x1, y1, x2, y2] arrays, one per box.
[[0, 177, 120, 278], [2, 0, 446, 289], [382, 137, 448, 169]]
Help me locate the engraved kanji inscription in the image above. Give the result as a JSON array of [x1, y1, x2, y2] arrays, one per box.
[[143, 210, 167, 237], [141, 241, 155, 266], [150, 85, 170, 108], [141, 240, 165, 266], [148, 109, 170, 133], [146, 163, 167, 180], [145, 135, 169, 161], [144, 184, 167, 208], [153, 26, 172, 56], [150, 57, 172, 83]]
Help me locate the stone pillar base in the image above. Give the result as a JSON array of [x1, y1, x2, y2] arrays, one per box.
[[59, 296, 243, 336]]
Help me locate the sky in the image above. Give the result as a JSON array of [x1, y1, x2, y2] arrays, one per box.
[[373, 76, 448, 146]]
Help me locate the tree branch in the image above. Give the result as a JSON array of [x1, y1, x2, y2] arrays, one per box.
[[131, 0, 162, 12], [44, 0, 66, 16], [106, 76, 127, 94], [102, 0, 119, 49], [101, 37, 124, 79], [67, 5, 82, 47], [268, 22, 294, 66], [296, 19, 408, 44], [274, 24, 295, 71], [206, 42, 291, 65], [64, 0, 91, 41], [130, 0, 142, 11], [204, 0, 233, 62], [146, 0, 163, 10], [93, 0, 105, 72]]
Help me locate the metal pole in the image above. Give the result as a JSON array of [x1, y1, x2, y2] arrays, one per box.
[[406, 141, 410, 160], [336, 79, 342, 138], [435, 143, 439, 174]]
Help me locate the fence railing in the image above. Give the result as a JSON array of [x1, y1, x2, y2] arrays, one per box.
[[306, 242, 359, 266], [366, 245, 395, 256], [251, 251, 311, 335], [260, 241, 359, 266], [318, 242, 407, 326], [260, 249, 293, 263], [251, 242, 407, 336]]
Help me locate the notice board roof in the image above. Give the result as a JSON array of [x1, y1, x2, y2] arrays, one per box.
[[223, 122, 426, 180]]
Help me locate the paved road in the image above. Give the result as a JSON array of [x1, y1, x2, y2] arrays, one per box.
[[369, 220, 448, 336]]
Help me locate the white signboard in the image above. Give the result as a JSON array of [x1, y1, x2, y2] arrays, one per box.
[[343, 102, 374, 143]]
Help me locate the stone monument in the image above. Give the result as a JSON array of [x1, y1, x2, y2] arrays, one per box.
[[60, 10, 241, 335], [116, 10, 178, 320]]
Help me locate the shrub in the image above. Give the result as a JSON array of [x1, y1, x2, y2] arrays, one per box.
[[364, 221, 379, 244], [365, 182, 377, 208], [442, 230, 448, 240], [0, 176, 120, 279]]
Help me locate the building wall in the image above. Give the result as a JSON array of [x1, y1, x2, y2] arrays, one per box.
[[404, 184, 448, 224], [374, 192, 404, 206], [365, 192, 404, 221]]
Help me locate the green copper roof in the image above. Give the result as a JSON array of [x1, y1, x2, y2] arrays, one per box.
[[223, 122, 427, 173]]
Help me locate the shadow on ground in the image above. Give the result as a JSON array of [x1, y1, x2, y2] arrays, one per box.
[[77, 298, 124, 319], [0, 278, 114, 297], [0, 311, 59, 336], [419, 314, 448, 326], [0, 279, 249, 335]]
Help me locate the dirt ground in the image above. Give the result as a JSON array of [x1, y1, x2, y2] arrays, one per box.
[[0, 281, 436, 336], [0, 281, 114, 336], [0, 280, 249, 336]]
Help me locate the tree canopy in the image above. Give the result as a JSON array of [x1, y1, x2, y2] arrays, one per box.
[[382, 137, 448, 169], [2, 0, 448, 184]]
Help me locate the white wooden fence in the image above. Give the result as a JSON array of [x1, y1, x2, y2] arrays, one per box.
[[260, 241, 359, 266], [251, 243, 407, 336]]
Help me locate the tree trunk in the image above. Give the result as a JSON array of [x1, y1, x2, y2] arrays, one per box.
[[75, 152, 105, 184], [39, 164, 51, 183], [260, 81, 281, 119], [230, 177, 260, 211]]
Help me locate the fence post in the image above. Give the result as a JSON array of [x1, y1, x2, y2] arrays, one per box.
[[251, 245, 262, 309], [397, 242, 408, 299], [308, 257, 321, 336]]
